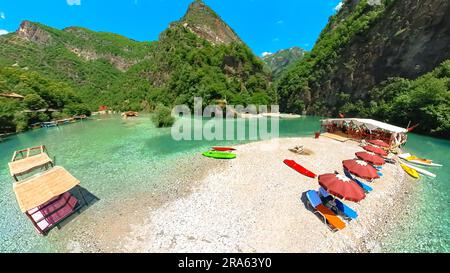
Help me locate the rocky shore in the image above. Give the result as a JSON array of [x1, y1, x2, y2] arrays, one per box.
[[119, 137, 412, 252]]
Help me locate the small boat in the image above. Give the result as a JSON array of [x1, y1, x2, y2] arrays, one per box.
[[385, 158, 397, 164], [73, 114, 87, 120], [400, 164, 420, 179], [283, 159, 317, 178], [41, 121, 58, 128], [401, 162, 436, 178], [398, 153, 442, 167], [202, 151, 236, 159], [56, 118, 74, 125], [212, 147, 236, 152]]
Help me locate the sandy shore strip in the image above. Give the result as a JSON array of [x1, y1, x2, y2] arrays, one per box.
[[55, 154, 229, 253], [120, 137, 413, 253]]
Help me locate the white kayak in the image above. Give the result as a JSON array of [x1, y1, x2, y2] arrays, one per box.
[[399, 161, 437, 178], [398, 153, 442, 167]]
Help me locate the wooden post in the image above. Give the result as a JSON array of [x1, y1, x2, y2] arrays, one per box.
[[11, 151, 17, 162]]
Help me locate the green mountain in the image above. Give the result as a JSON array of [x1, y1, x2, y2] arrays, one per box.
[[0, 20, 155, 111], [262, 47, 305, 79], [0, 0, 273, 133], [276, 0, 450, 137], [128, 0, 273, 108]]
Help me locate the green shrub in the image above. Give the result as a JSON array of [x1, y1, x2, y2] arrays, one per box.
[[23, 94, 48, 110], [13, 112, 30, 132], [151, 104, 175, 128], [63, 103, 92, 116]]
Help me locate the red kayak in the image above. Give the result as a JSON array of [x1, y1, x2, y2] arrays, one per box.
[[212, 147, 236, 152], [284, 159, 317, 178]]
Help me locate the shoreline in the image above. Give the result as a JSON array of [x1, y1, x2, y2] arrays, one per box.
[[119, 137, 412, 253], [52, 153, 230, 253]]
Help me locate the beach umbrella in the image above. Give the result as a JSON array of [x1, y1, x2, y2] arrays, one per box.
[[318, 173, 366, 202], [355, 152, 385, 166], [343, 159, 380, 180], [363, 145, 388, 157], [368, 139, 390, 148]]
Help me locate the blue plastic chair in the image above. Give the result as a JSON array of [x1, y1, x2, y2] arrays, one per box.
[[306, 190, 322, 209], [319, 187, 358, 220], [319, 187, 331, 198]]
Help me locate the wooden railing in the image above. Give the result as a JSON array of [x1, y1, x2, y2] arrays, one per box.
[[11, 145, 48, 162]]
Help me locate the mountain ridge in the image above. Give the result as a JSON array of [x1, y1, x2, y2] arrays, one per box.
[[262, 47, 306, 79], [0, 0, 274, 133]]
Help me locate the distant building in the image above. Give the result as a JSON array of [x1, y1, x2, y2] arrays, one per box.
[[99, 105, 109, 111]]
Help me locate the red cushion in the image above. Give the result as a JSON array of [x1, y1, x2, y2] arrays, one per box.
[[28, 193, 78, 226]]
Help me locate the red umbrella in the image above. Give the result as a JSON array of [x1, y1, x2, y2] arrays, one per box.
[[368, 139, 390, 148], [356, 152, 385, 166], [343, 159, 380, 180], [363, 145, 388, 157], [318, 173, 366, 202]]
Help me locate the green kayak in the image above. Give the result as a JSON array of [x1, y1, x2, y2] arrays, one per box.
[[202, 151, 236, 159]]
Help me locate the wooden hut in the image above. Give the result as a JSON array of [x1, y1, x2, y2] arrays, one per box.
[[320, 118, 408, 147], [0, 92, 25, 100], [121, 111, 139, 118]]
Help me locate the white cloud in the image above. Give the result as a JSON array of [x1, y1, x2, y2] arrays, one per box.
[[0, 12, 5, 19], [262, 52, 272, 57], [272, 38, 280, 42], [0, 29, 9, 35], [276, 20, 284, 24], [334, 2, 343, 12], [67, 0, 81, 6]]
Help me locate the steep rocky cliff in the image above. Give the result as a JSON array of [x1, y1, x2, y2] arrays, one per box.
[[17, 20, 54, 45], [180, 0, 242, 45], [278, 0, 450, 114], [325, 0, 450, 104]]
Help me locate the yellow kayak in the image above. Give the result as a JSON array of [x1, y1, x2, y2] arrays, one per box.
[[406, 156, 432, 164], [400, 164, 420, 179]]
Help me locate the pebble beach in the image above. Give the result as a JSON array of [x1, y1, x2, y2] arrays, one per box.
[[120, 137, 413, 253]]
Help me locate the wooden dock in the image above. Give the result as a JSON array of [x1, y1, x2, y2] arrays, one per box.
[[13, 166, 80, 213], [321, 132, 350, 142], [8, 146, 54, 180]]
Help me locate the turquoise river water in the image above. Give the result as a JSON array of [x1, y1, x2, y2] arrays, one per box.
[[0, 115, 448, 252]]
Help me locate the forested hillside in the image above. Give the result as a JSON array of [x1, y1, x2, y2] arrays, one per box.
[[0, 0, 274, 132], [276, 0, 450, 137]]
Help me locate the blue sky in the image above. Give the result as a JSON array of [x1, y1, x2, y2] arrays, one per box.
[[0, 0, 342, 56]]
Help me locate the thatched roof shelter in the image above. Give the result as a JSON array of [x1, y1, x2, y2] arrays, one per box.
[[0, 92, 25, 100]]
